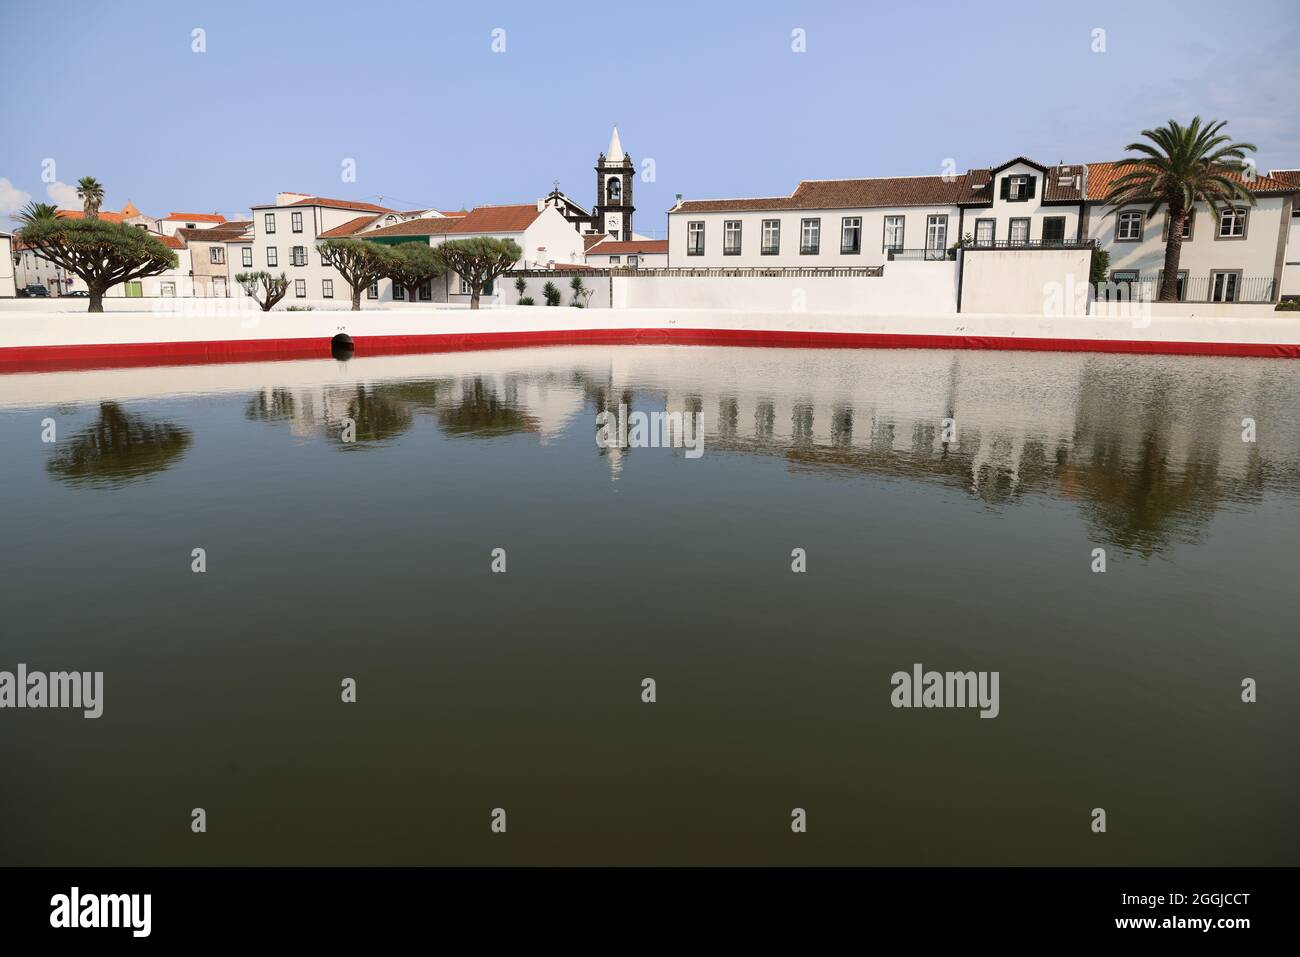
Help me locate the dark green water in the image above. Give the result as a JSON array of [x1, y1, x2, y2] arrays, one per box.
[[1, 345, 1297, 865]]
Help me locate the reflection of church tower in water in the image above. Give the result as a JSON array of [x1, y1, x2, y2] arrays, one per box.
[[594, 127, 635, 240]]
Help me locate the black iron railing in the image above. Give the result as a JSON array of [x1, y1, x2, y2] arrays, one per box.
[[960, 239, 1098, 251], [885, 248, 957, 261], [1104, 274, 1277, 304]]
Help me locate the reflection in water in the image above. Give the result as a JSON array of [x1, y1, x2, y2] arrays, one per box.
[[38, 346, 1300, 555], [46, 402, 191, 488]]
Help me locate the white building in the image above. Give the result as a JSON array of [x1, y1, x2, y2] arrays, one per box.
[[359, 202, 586, 305], [0, 232, 15, 297], [1269, 169, 1300, 302], [669, 156, 1299, 303], [243, 193, 398, 306], [584, 238, 668, 268]]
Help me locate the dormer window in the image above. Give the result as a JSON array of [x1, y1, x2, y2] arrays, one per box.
[[1001, 174, 1036, 202]]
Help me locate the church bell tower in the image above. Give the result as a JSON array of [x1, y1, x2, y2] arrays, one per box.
[[594, 126, 634, 240]]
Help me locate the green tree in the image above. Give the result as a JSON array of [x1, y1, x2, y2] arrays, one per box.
[[383, 242, 443, 303], [514, 275, 527, 303], [318, 238, 391, 310], [17, 218, 177, 312], [431, 237, 521, 309], [235, 270, 290, 311], [569, 275, 592, 308], [15, 201, 58, 228], [542, 281, 561, 306], [76, 176, 105, 219], [1107, 117, 1257, 302]]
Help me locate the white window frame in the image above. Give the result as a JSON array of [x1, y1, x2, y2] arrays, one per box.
[[1116, 210, 1143, 242], [1009, 218, 1030, 246], [686, 221, 705, 256], [322, 279, 333, 298], [1217, 206, 1247, 239], [241, 247, 252, 267], [266, 247, 278, 267], [723, 220, 742, 255], [761, 219, 780, 255], [264, 212, 276, 234], [840, 216, 862, 254], [800, 218, 820, 255], [883, 215, 905, 251], [294, 278, 306, 298], [291, 211, 303, 233]]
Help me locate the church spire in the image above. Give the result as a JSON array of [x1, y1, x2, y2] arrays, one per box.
[[607, 126, 624, 163]]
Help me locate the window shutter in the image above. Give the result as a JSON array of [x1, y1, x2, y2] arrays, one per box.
[[1000, 178, 1010, 200], [1025, 176, 1036, 199]]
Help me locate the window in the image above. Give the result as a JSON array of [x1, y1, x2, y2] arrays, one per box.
[[1211, 270, 1241, 302], [723, 220, 742, 255], [1002, 174, 1035, 201], [1042, 217, 1066, 245], [883, 215, 905, 251], [628, 255, 639, 268], [418, 280, 431, 301], [367, 283, 378, 299], [294, 279, 306, 298], [607, 178, 621, 203], [291, 211, 303, 233], [1163, 210, 1194, 241], [1157, 270, 1188, 301], [1009, 218, 1030, 246], [800, 218, 820, 255], [1217, 206, 1247, 239], [840, 216, 862, 254], [322, 279, 333, 298], [686, 221, 705, 256], [209, 247, 225, 264], [1107, 270, 1140, 302], [394, 282, 406, 301], [212, 277, 227, 297], [160, 281, 175, 297], [459, 278, 472, 295], [1116, 211, 1143, 242], [761, 219, 780, 255], [610, 255, 621, 265], [925, 214, 948, 258], [241, 247, 252, 268], [974, 218, 994, 247], [266, 247, 278, 267], [292, 246, 307, 266], [264, 213, 276, 234]]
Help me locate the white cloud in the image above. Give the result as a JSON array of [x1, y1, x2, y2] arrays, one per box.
[[46, 180, 81, 209], [0, 177, 34, 217]]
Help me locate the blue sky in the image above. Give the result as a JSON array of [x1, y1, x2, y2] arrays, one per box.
[[2, 0, 1297, 238]]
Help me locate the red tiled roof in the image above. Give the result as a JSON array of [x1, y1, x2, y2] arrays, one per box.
[[155, 234, 185, 249], [163, 212, 226, 223], [56, 209, 130, 223], [287, 197, 395, 213], [1085, 161, 1297, 200], [1270, 169, 1300, 187], [440, 210, 469, 218], [174, 226, 250, 244], [587, 239, 668, 255], [319, 215, 381, 238], [582, 233, 607, 250], [451, 204, 544, 233], [361, 217, 461, 238], [674, 175, 970, 213]]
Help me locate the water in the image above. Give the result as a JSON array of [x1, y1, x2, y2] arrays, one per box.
[[1, 344, 1297, 865]]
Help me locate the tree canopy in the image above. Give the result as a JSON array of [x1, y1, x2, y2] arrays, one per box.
[[318, 238, 392, 310], [18, 217, 177, 312], [382, 242, 443, 302], [1107, 117, 1257, 301], [431, 237, 521, 309], [234, 270, 290, 311]]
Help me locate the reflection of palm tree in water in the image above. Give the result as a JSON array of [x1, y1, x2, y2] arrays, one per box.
[[46, 402, 191, 488]]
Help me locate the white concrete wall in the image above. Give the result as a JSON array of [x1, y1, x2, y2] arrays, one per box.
[[960, 248, 1094, 316], [612, 261, 958, 313], [1282, 209, 1300, 298], [3, 304, 1299, 353], [505, 274, 613, 309]]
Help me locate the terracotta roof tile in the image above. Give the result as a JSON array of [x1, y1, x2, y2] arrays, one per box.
[[583, 233, 608, 250], [450, 204, 543, 233], [286, 197, 395, 213], [319, 215, 381, 238], [175, 226, 251, 244], [587, 239, 668, 255], [1270, 169, 1300, 187], [361, 217, 461, 238], [163, 212, 226, 223], [675, 175, 970, 213], [1086, 161, 1297, 200], [56, 209, 130, 223]]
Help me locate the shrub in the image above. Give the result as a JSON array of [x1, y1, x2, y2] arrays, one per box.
[[518, 296, 535, 306], [1276, 298, 1300, 311], [542, 281, 561, 306]]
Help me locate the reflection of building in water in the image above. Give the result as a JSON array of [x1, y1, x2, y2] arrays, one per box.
[[11, 344, 1299, 553]]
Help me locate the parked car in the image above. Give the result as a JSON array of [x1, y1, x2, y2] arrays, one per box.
[[19, 284, 49, 297], [65, 290, 89, 297]]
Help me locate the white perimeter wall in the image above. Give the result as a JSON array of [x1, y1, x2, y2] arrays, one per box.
[[960, 248, 1093, 316]]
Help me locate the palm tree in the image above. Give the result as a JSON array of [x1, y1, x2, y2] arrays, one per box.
[[15, 201, 59, 228], [1107, 117, 1256, 302], [76, 176, 105, 219]]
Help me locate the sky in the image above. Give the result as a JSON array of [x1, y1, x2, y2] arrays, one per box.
[[1, 0, 1297, 239]]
